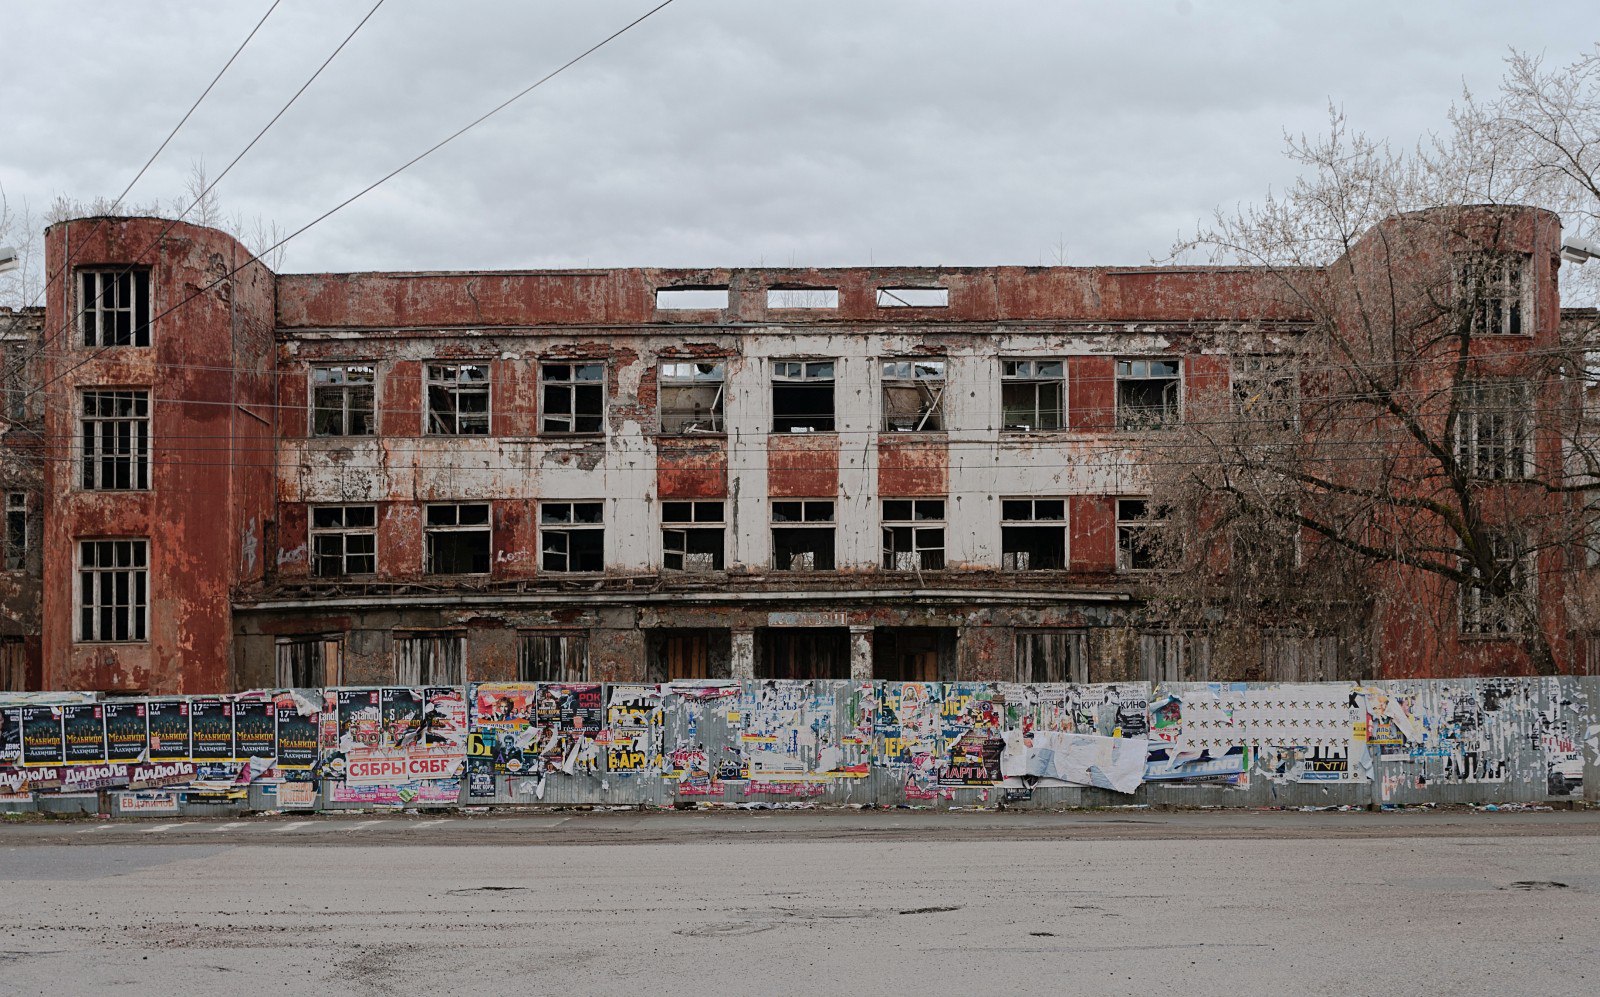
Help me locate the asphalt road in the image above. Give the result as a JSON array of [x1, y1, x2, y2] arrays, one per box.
[[2, 810, 1598, 996]]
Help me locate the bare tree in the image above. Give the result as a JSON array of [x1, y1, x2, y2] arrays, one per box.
[[1140, 50, 1600, 678]]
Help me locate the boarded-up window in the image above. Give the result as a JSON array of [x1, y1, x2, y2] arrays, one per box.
[[395, 631, 466, 685], [0, 637, 24, 691], [518, 631, 588, 682], [1139, 632, 1210, 683], [1014, 630, 1089, 683], [275, 636, 344, 687]]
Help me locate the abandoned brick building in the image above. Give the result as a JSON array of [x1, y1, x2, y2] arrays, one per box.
[[1, 207, 1595, 694]]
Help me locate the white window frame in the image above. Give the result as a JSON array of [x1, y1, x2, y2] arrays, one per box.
[[77, 538, 149, 644], [311, 364, 377, 437], [1001, 358, 1066, 432], [1456, 380, 1532, 480], [772, 359, 836, 433], [425, 362, 490, 436], [999, 497, 1068, 571], [78, 269, 151, 348], [310, 505, 378, 577], [1460, 532, 1536, 636], [80, 389, 150, 491], [540, 361, 606, 435], [1115, 358, 1182, 431], [1115, 498, 1164, 573], [424, 503, 492, 575], [1456, 252, 1531, 337], [881, 498, 946, 570], [662, 500, 725, 572], [540, 501, 605, 573], [880, 359, 946, 432], [770, 499, 836, 571], [658, 361, 726, 434]]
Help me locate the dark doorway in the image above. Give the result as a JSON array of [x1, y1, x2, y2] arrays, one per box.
[[873, 627, 957, 682], [646, 629, 732, 682], [756, 627, 850, 680]]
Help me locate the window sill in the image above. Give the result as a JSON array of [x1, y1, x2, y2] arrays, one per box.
[[73, 640, 151, 646], [539, 433, 607, 441], [654, 431, 728, 441]]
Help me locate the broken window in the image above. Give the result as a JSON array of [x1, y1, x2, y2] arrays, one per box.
[[275, 636, 344, 687], [1115, 499, 1164, 572], [426, 363, 490, 435], [1140, 631, 1210, 683], [424, 503, 490, 574], [1115, 358, 1181, 431], [540, 501, 604, 572], [771, 500, 835, 571], [772, 360, 835, 432], [768, 287, 838, 309], [881, 498, 945, 570], [517, 631, 589, 682], [2, 351, 27, 422], [395, 631, 466, 685], [4, 493, 25, 571], [78, 539, 148, 643], [310, 505, 377, 577], [876, 286, 948, 308], [1460, 531, 1535, 636], [881, 359, 945, 431], [659, 361, 725, 434], [80, 389, 150, 490], [0, 636, 22, 691], [1456, 252, 1529, 336], [78, 269, 150, 347], [1001, 359, 1065, 431], [1000, 498, 1066, 570], [662, 500, 725, 571], [1456, 380, 1531, 480], [541, 362, 605, 434], [312, 365, 376, 436], [1232, 355, 1298, 427], [656, 287, 729, 310], [1014, 630, 1089, 683]]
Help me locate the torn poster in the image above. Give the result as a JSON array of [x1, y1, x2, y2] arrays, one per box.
[[1000, 729, 1149, 794]]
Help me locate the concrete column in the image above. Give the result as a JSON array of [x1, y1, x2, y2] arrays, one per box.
[[731, 628, 756, 680], [849, 625, 874, 681]]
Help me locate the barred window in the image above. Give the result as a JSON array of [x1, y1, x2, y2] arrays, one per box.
[[78, 539, 148, 643], [310, 505, 377, 577], [426, 363, 490, 435], [541, 363, 605, 434], [80, 389, 150, 490], [78, 269, 150, 347], [662, 500, 724, 572], [541, 501, 604, 572], [882, 498, 945, 570], [518, 631, 589, 682], [394, 631, 465, 685], [312, 365, 376, 436]]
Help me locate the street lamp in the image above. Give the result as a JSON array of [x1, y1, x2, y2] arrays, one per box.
[[0, 247, 17, 273]]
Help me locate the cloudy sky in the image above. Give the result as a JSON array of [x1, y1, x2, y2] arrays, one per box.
[[0, 1, 1591, 279]]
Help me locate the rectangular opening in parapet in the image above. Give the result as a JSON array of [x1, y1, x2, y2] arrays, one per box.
[[876, 286, 948, 308], [767, 287, 838, 309], [656, 287, 729, 310]]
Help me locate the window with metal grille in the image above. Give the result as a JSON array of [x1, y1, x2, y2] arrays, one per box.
[[771, 500, 835, 570], [78, 539, 148, 643], [78, 269, 150, 347], [772, 360, 835, 433], [1000, 498, 1066, 570], [541, 362, 605, 434], [881, 498, 945, 570], [1014, 630, 1089, 683], [881, 359, 945, 431], [394, 631, 466, 685], [80, 389, 149, 490], [659, 361, 725, 434], [275, 636, 344, 687], [426, 363, 490, 435], [517, 631, 589, 682], [662, 500, 724, 571], [540, 501, 604, 572], [1115, 358, 1181, 431], [4, 493, 25, 571], [310, 505, 377, 577], [1456, 252, 1529, 336], [1232, 355, 1299, 427], [312, 365, 376, 436], [1001, 359, 1065, 431], [1456, 381, 1531, 480], [425, 503, 490, 574], [1460, 531, 1535, 636], [1115, 499, 1164, 572]]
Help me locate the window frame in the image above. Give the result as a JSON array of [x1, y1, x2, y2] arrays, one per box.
[[771, 359, 837, 433], [309, 504, 378, 578], [1115, 498, 1165, 573], [310, 364, 377, 437], [770, 498, 836, 571], [540, 500, 605, 573], [76, 538, 149, 644], [658, 360, 727, 435], [1114, 357, 1182, 432], [1455, 380, 1533, 481], [881, 498, 946, 570], [1456, 251, 1531, 337], [4, 492, 26, 571], [425, 362, 491, 436], [662, 500, 726, 572], [79, 388, 151, 491], [1460, 531, 1536, 637], [540, 361, 607, 436], [880, 358, 947, 433], [77, 268, 151, 348], [423, 502, 492, 575], [1000, 358, 1066, 432], [999, 497, 1068, 571]]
